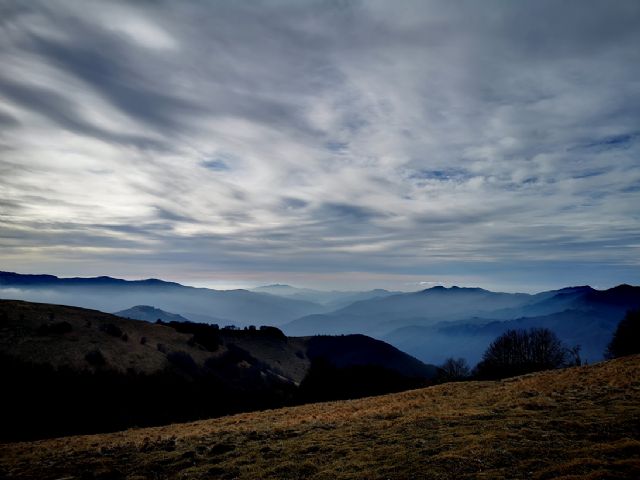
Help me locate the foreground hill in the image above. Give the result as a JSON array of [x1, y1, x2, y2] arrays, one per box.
[[0, 271, 325, 326], [0, 299, 434, 440], [1, 355, 638, 479]]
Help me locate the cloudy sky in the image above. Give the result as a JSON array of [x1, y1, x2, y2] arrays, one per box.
[[1, 0, 639, 292]]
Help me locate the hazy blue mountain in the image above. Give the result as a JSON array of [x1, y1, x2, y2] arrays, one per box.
[[479, 286, 597, 320], [383, 309, 614, 365], [284, 284, 640, 365], [0, 271, 324, 327], [251, 284, 398, 308], [324, 289, 401, 310], [383, 324, 496, 367], [283, 286, 532, 336], [115, 305, 191, 323]]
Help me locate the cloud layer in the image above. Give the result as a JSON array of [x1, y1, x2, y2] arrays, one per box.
[[1, 0, 639, 291]]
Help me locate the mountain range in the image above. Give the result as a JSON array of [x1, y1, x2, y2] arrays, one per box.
[[2, 271, 638, 365], [0, 271, 323, 326], [283, 284, 640, 364]]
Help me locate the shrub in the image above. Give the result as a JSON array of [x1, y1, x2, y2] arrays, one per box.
[[167, 351, 198, 375], [164, 321, 221, 352], [436, 357, 470, 383], [36, 321, 73, 335], [606, 310, 640, 359], [100, 323, 123, 338], [205, 344, 254, 369], [85, 349, 106, 367], [259, 325, 286, 340]]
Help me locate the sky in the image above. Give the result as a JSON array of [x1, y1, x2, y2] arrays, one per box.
[[0, 0, 639, 293]]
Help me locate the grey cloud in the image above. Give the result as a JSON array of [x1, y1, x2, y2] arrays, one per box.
[[0, 109, 19, 128], [0, 76, 167, 149], [28, 35, 199, 133], [0, 0, 639, 290]]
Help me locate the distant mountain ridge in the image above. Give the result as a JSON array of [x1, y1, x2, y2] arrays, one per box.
[[283, 284, 640, 364], [0, 271, 325, 327], [251, 283, 399, 308], [0, 271, 182, 288], [2, 271, 638, 366]]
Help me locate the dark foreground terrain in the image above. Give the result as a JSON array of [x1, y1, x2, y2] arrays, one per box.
[[1, 355, 639, 479], [0, 299, 434, 440]]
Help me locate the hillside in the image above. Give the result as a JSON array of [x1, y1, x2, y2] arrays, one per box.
[[1, 355, 639, 479], [0, 299, 434, 440]]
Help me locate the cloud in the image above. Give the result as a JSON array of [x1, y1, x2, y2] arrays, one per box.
[[0, 0, 639, 291]]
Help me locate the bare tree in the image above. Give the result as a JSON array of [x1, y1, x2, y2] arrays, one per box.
[[474, 328, 568, 379], [437, 357, 470, 383]]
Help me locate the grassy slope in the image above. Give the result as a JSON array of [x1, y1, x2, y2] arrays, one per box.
[[0, 299, 310, 380], [0, 299, 210, 374], [1, 356, 639, 479]]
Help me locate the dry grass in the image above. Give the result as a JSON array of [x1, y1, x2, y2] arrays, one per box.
[[0, 300, 311, 381], [1, 355, 639, 479], [0, 300, 198, 374]]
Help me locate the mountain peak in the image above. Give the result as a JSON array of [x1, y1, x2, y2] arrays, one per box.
[[557, 285, 594, 292], [421, 285, 487, 293]]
